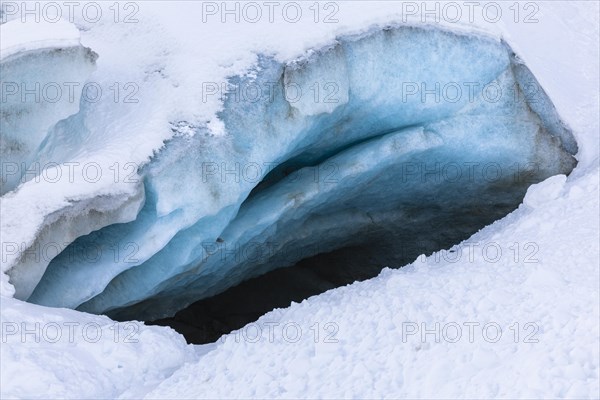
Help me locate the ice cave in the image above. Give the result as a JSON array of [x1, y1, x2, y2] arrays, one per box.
[[4, 24, 577, 343]]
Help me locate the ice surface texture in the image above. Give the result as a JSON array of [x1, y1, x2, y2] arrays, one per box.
[[21, 26, 576, 319], [0, 37, 97, 194], [0, 23, 148, 300]]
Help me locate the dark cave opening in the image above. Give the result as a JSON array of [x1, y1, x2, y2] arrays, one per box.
[[148, 200, 521, 344]]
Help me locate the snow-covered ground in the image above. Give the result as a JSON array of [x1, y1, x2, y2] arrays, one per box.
[[1, 1, 598, 399]]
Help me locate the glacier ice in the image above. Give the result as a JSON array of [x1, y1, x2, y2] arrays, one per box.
[[16, 25, 576, 320], [0, 21, 151, 300], [0, 22, 97, 195]]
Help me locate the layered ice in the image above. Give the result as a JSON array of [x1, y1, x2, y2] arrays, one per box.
[[0, 20, 144, 299], [0, 21, 97, 195], [13, 25, 576, 319]]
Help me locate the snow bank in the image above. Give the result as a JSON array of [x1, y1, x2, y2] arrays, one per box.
[[0, 296, 193, 399]]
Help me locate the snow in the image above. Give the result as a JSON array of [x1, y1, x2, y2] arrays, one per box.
[[0, 19, 80, 60], [1, 1, 599, 399], [0, 296, 194, 399]]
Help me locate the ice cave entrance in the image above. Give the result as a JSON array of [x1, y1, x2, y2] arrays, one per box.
[[15, 26, 576, 344]]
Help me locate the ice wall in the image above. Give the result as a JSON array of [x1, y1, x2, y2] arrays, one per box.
[[0, 21, 97, 195], [23, 26, 576, 319], [0, 20, 145, 300]]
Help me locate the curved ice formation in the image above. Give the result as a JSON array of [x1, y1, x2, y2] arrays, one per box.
[[23, 26, 576, 320], [0, 21, 146, 300]]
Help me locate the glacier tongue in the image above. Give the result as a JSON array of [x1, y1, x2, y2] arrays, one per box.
[[24, 25, 577, 320]]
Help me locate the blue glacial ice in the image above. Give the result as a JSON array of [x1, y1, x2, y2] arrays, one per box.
[[24, 26, 577, 320], [0, 41, 97, 195]]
